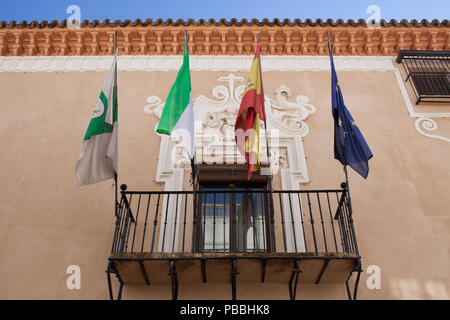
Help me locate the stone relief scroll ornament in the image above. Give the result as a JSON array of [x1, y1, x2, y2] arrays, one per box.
[[415, 117, 450, 143], [144, 74, 315, 174], [145, 75, 315, 137], [144, 96, 165, 122], [270, 85, 316, 131]]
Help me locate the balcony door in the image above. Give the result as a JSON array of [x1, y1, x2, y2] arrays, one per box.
[[195, 164, 273, 253]]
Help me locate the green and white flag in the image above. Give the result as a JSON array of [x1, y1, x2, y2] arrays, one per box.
[[76, 55, 118, 186], [157, 35, 194, 158]]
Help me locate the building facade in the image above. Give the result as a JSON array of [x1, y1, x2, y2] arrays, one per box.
[[0, 19, 449, 300]]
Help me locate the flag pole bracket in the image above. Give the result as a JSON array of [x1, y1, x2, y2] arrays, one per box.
[[345, 258, 362, 300], [106, 260, 124, 301], [231, 259, 239, 300], [288, 259, 301, 300], [169, 260, 179, 300]]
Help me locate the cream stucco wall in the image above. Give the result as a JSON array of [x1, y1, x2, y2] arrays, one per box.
[[0, 60, 449, 299]]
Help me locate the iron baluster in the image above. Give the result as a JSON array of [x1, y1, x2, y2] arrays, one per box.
[[182, 193, 188, 253], [130, 194, 142, 253], [287, 192, 298, 253], [150, 194, 161, 253], [306, 192, 318, 255], [296, 193, 308, 253], [316, 192, 328, 254], [326, 192, 339, 253], [140, 194, 151, 253], [171, 193, 179, 253], [161, 193, 170, 252], [278, 193, 287, 253]]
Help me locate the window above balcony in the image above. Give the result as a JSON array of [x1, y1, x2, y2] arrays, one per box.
[[396, 50, 450, 105]]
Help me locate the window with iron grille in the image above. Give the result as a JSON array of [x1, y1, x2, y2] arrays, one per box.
[[396, 50, 450, 104]]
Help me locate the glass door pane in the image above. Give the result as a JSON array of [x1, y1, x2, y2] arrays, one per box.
[[201, 189, 230, 252], [235, 188, 267, 252], [199, 186, 268, 253]]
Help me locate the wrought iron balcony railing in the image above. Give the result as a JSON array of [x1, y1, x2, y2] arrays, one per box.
[[106, 184, 361, 300]]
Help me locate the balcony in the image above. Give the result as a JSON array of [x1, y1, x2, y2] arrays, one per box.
[[106, 183, 361, 300]]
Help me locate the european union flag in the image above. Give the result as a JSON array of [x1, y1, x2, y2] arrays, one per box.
[[329, 42, 373, 179]]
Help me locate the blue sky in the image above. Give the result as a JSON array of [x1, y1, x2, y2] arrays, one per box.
[[0, 0, 448, 22]]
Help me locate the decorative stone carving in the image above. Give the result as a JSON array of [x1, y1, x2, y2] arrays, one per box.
[[393, 70, 450, 143], [270, 85, 316, 132], [415, 118, 450, 143], [1, 22, 448, 57], [145, 74, 315, 252], [144, 73, 315, 191]]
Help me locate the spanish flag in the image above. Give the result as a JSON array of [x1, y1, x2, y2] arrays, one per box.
[[235, 43, 265, 180]]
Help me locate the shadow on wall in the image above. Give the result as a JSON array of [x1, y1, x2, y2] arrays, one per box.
[[390, 278, 448, 299]]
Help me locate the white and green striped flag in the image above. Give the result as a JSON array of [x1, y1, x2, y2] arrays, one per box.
[[157, 34, 194, 159], [76, 55, 118, 186]]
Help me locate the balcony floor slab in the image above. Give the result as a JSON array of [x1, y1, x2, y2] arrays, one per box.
[[109, 252, 359, 286]]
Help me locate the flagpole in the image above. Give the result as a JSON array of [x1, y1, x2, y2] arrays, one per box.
[[186, 30, 197, 188], [343, 165, 352, 214], [328, 31, 354, 219], [185, 30, 198, 253], [256, 34, 275, 252], [256, 35, 271, 172], [114, 30, 118, 218]]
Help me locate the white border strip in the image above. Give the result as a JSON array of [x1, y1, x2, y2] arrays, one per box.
[[0, 55, 396, 72], [1, 54, 447, 142], [393, 69, 450, 118]]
